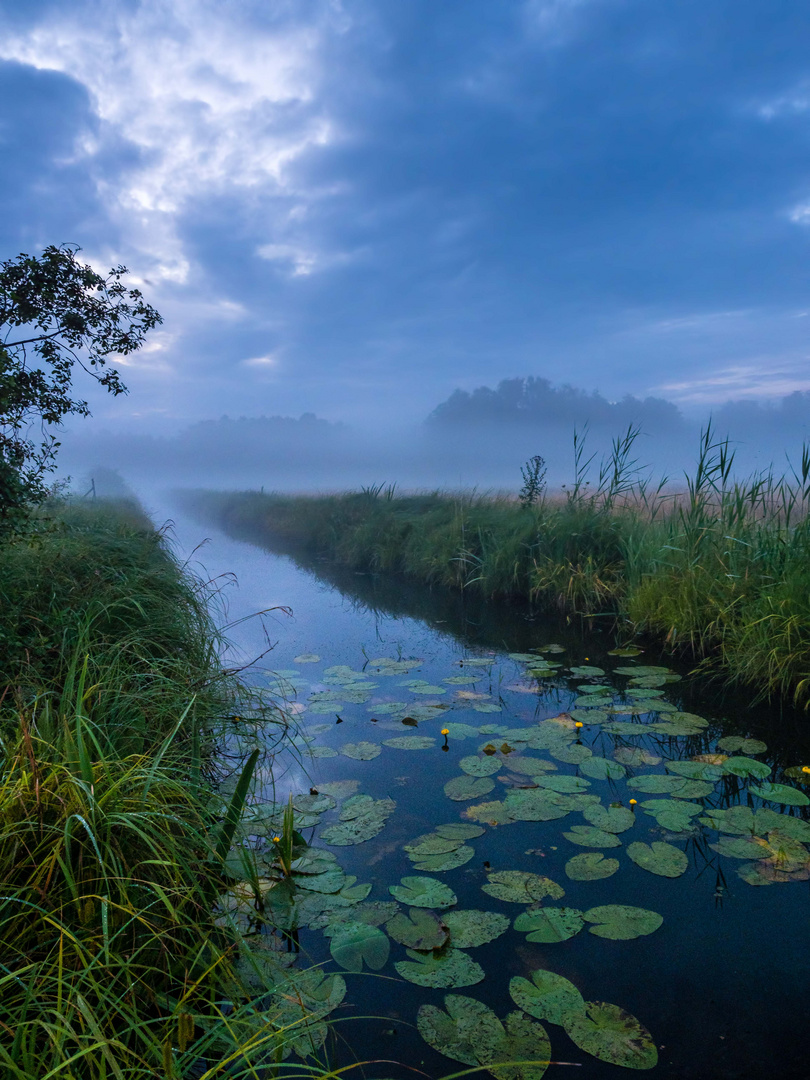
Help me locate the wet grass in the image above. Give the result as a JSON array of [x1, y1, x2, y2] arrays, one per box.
[[184, 427, 810, 708], [0, 498, 329, 1078]]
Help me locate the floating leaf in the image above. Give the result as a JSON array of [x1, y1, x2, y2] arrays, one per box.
[[504, 789, 573, 822], [613, 747, 661, 767], [383, 736, 436, 750], [294, 653, 321, 663], [569, 709, 609, 724], [582, 804, 635, 833], [441, 909, 511, 948], [463, 800, 515, 825], [627, 774, 712, 798], [308, 745, 339, 758], [445, 775, 496, 801], [460, 755, 503, 777], [583, 905, 663, 940], [563, 825, 622, 848], [395, 947, 485, 988], [717, 736, 768, 755], [436, 823, 486, 840], [564, 1002, 657, 1070], [386, 907, 449, 950], [514, 906, 585, 943], [509, 970, 585, 1026], [569, 665, 606, 677], [339, 741, 381, 761], [566, 852, 620, 880], [445, 675, 481, 685], [608, 646, 643, 657], [784, 766, 810, 786], [389, 876, 457, 909], [579, 756, 627, 781], [502, 756, 558, 775], [473, 702, 504, 713], [482, 871, 565, 904], [750, 782, 810, 807], [639, 799, 702, 832], [319, 795, 395, 846], [417, 995, 504, 1067], [405, 834, 464, 856], [315, 780, 360, 800], [411, 845, 476, 872], [710, 836, 766, 859], [476, 1010, 553, 1080], [550, 744, 593, 765], [722, 756, 771, 780], [328, 922, 390, 971], [626, 841, 688, 878], [534, 775, 592, 794], [665, 760, 724, 782]]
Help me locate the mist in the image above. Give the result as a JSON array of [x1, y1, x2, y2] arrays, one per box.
[[55, 377, 810, 504]]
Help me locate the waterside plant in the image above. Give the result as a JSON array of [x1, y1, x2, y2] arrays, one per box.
[[183, 426, 810, 707]]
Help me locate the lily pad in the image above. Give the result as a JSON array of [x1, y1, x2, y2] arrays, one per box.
[[613, 747, 662, 767], [750, 782, 810, 807], [710, 836, 767, 859], [482, 871, 565, 904], [445, 775, 497, 801], [411, 845, 476, 872], [563, 825, 622, 848], [383, 735, 436, 750], [608, 646, 643, 657], [385, 907, 449, 950], [294, 653, 321, 663], [579, 756, 628, 781], [565, 853, 620, 880], [328, 921, 390, 971], [463, 800, 515, 825], [315, 780, 360, 800], [564, 1002, 658, 1070], [417, 995, 504, 1067], [534, 775, 592, 794], [476, 1011, 553, 1080], [513, 906, 585, 943], [395, 947, 485, 988], [436, 823, 486, 840], [550, 744, 593, 765], [442, 909, 511, 948], [504, 789, 574, 822], [626, 841, 688, 878], [339, 741, 381, 761], [389, 876, 457, 909], [582, 804, 635, 833], [460, 755, 503, 777], [319, 795, 395, 846], [509, 970, 585, 1026], [722, 756, 771, 780], [503, 756, 558, 775], [404, 834, 464, 856], [583, 905, 663, 940], [717, 736, 767, 755]]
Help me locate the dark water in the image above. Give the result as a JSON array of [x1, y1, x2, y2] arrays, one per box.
[[154, 496, 810, 1080]]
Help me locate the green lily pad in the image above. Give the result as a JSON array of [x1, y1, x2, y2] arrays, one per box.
[[758, 814, 810, 842], [583, 905, 663, 940], [404, 834, 464, 856], [476, 1010, 553, 1080], [722, 756, 771, 780], [504, 789, 574, 822], [564, 1002, 658, 1070], [442, 909, 511, 948], [319, 795, 395, 846], [626, 841, 688, 878], [509, 970, 585, 1026], [664, 760, 724, 782], [514, 906, 585, 943], [383, 735, 437, 750], [339, 741, 381, 761], [293, 653, 321, 663], [717, 736, 768, 754], [314, 780, 360, 800], [411, 845, 476, 872], [534, 775, 592, 794], [436, 823, 486, 840], [503, 756, 558, 775], [710, 836, 767, 859], [563, 825, 622, 848], [569, 665, 606, 677], [608, 646, 643, 657], [579, 756, 628, 781], [750, 782, 810, 807], [482, 871, 565, 904], [473, 702, 504, 713], [627, 774, 713, 798], [389, 876, 458, 909], [445, 775, 497, 801], [463, 800, 515, 825], [460, 755, 504, 777], [639, 799, 702, 832], [550, 744, 594, 765], [328, 921, 390, 971], [308, 745, 339, 759], [444, 722, 484, 739], [417, 994, 504, 1067], [569, 709, 609, 724], [395, 946, 485, 988], [445, 675, 481, 685], [565, 853, 620, 880], [582, 804, 635, 833], [613, 747, 662, 767], [385, 907, 449, 950], [784, 766, 810, 786]]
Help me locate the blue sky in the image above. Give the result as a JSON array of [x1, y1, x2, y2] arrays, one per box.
[[1, 0, 809, 432]]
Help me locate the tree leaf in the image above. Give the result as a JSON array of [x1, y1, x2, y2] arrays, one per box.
[[563, 1002, 657, 1070], [385, 907, 449, 950], [441, 909, 511, 948], [509, 970, 585, 1026], [583, 905, 663, 940], [389, 876, 458, 909], [514, 907, 585, 943], [395, 947, 484, 988], [626, 841, 688, 878], [565, 853, 620, 881]]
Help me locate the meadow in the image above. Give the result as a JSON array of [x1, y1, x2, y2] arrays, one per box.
[[186, 427, 810, 708]]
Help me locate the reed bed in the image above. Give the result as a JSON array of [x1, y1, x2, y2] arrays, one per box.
[[0, 499, 330, 1078], [186, 427, 810, 708]]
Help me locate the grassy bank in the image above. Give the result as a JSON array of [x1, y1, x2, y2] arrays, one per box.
[[0, 499, 316, 1078], [184, 430, 810, 708]]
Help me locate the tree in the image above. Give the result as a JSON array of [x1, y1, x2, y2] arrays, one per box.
[[0, 244, 161, 526]]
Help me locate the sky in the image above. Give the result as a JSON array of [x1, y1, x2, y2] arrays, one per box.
[[1, 0, 810, 434]]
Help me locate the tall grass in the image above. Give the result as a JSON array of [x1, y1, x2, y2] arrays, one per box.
[[184, 425, 810, 707], [0, 498, 329, 1078]]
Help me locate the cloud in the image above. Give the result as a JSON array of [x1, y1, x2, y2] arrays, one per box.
[[653, 361, 810, 405]]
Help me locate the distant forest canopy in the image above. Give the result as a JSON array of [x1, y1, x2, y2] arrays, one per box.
[[426, 377, 687, 432]]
